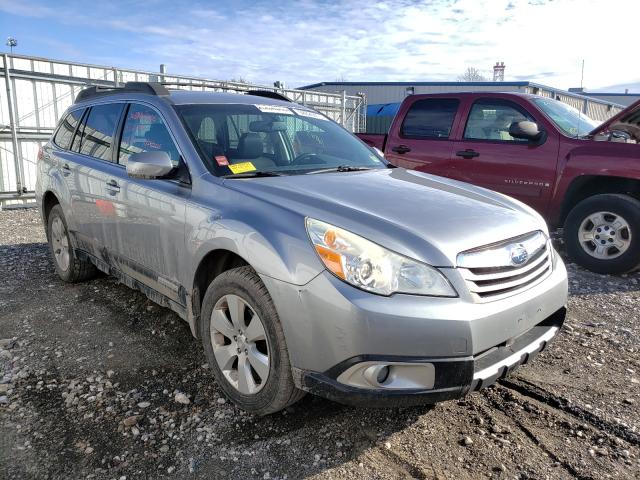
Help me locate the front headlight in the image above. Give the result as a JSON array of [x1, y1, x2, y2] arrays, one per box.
[[305, 218, 457, 297]]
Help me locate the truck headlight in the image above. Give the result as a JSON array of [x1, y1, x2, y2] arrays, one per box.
[[305, 218, 457, 297]]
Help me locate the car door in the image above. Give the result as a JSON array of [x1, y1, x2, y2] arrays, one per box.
[[449, 98, 559, 215], [105, 102, 190, 305], [63, 103, 126, 259], [384, 97, 460, 177]]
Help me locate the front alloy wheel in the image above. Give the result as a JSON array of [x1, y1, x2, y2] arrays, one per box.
[[577, 211, 631, 260], [210, 294, 270, 395], [200, 266, 305, 415]]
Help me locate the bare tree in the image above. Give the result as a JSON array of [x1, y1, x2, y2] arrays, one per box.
[[458, 67, 487, 82]]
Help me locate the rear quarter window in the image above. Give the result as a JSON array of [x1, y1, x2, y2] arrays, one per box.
[[401, 98, 459, 139], [53, 109, 84, 150]]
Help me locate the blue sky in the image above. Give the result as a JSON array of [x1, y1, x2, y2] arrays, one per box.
[[0, 0, 638, 91]]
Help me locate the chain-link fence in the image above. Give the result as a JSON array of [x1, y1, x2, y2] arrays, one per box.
[[0, 54, 367, 206]]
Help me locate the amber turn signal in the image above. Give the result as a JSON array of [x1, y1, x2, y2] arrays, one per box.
[[314, 245, 345, 279]]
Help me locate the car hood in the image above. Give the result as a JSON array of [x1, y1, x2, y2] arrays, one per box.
[[223, 168, 547, 267], [589, 99, 640, 141]]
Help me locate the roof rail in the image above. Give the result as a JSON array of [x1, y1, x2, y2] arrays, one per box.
[[159, 82, 292, 102], [74, 82, 170, 103], [246, 90, 291, 102]]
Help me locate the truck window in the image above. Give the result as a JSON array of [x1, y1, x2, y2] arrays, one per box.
[[464, 100, 533, 142], [401, 99, 459, 139], [77, 103, 125, 161], [118, 104, 181, 167]]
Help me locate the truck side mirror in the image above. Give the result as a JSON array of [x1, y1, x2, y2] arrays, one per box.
[[509, 121, 545, 144]]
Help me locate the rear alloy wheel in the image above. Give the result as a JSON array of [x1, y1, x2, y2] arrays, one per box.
[[564, 194, 640, 274], [47, 204, 97, 282], [200, 266, 305, 415]]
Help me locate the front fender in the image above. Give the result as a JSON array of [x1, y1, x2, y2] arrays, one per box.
[[186, 198, 323, 289], [550, 142, 640, 225]]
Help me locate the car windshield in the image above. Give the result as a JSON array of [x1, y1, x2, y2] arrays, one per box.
[[175, 103, 385, 176], [531, 97, 601, 137]]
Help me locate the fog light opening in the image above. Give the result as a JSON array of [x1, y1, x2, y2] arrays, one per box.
[[376, 365, 390, 385]]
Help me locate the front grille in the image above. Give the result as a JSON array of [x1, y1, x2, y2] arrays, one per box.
[[457, 231, 553, 301]]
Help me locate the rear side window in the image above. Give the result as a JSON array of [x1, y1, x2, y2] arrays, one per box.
[[77, 103, 124, 161], [464, 100, 534, 142], [401, 99, 459, 139], [118, 104, 180, 166], [53, 109, 84, 150]]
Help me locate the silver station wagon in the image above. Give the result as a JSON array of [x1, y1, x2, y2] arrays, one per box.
[[36, 82, 568, 414]]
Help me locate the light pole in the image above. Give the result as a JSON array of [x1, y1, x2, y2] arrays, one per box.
[[6, 37, 17, 54]]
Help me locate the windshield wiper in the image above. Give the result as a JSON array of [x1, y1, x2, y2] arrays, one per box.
[[222, 170, 285, 178], [305, 165, 374, 174]]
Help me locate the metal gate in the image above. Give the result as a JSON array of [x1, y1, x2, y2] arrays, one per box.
[[0, 53, 367, 206]]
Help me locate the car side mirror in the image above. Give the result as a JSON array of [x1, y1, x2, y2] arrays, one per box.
[[509, 121, 545, 144], [126, 151, 175, 179]]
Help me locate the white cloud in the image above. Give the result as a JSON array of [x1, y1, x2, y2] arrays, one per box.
[[2, 0, 639, 91]]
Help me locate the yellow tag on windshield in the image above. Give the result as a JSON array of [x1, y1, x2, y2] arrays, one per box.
[[228, 162, 257, 174]]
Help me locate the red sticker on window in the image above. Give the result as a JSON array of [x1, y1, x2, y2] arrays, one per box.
[[215, 155, 229, 166]]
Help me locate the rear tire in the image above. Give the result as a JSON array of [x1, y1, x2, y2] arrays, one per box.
[[564, 194, 640, 274], [200, 266, 305, 415], [47, 204, 97, 282]]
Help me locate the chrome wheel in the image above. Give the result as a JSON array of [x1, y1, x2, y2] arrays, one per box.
[[210, 294, 269, 395], [51, 216, 70, 271], [578, 211, 632, 260]]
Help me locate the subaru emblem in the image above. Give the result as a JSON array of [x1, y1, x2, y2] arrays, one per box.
[[509, 244, 529, 266]]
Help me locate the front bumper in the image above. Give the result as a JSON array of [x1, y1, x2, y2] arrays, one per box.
[[259, 252, 568, 406], [299, 307, 565, 407]]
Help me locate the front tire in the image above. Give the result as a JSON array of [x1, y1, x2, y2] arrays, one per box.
[[47, 204, 97, 282], [564, 194, 640, 274], [200, 266, 305, 415]]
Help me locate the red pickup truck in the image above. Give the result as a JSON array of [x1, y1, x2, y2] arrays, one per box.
[[357, 92, 640, 274]]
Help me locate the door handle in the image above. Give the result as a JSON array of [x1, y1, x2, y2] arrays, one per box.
[[61, 163, 71, 177], [391, 145, 411, 154], [456, 149, 480, 159], [105, 179, 120, 193]]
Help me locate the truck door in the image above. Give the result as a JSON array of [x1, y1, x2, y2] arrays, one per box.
[[449, 98, 559, 215], [384, 97, 460, 178]]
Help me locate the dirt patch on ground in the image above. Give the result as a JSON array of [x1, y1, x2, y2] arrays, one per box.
[[1, 209, 638, 479]]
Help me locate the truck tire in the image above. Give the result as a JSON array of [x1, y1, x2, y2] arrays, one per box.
[[564, 194, 640, 274], [200, 266, 305, 415], [47, 204, 97, 282]]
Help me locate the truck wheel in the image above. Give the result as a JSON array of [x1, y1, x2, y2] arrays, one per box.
[[200, 266, 305, 415], [564, 194, 640, 274], [47, 204, 97, 282]]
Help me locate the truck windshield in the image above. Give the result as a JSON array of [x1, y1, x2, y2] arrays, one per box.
[[531, 97, 600, 137], [175, 103, 385, 177]]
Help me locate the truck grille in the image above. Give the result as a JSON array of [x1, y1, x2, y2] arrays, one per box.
[[457, 231, 553, 301]]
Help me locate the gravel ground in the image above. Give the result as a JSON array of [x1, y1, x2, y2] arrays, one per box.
[[1, 208, 639, 480]]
